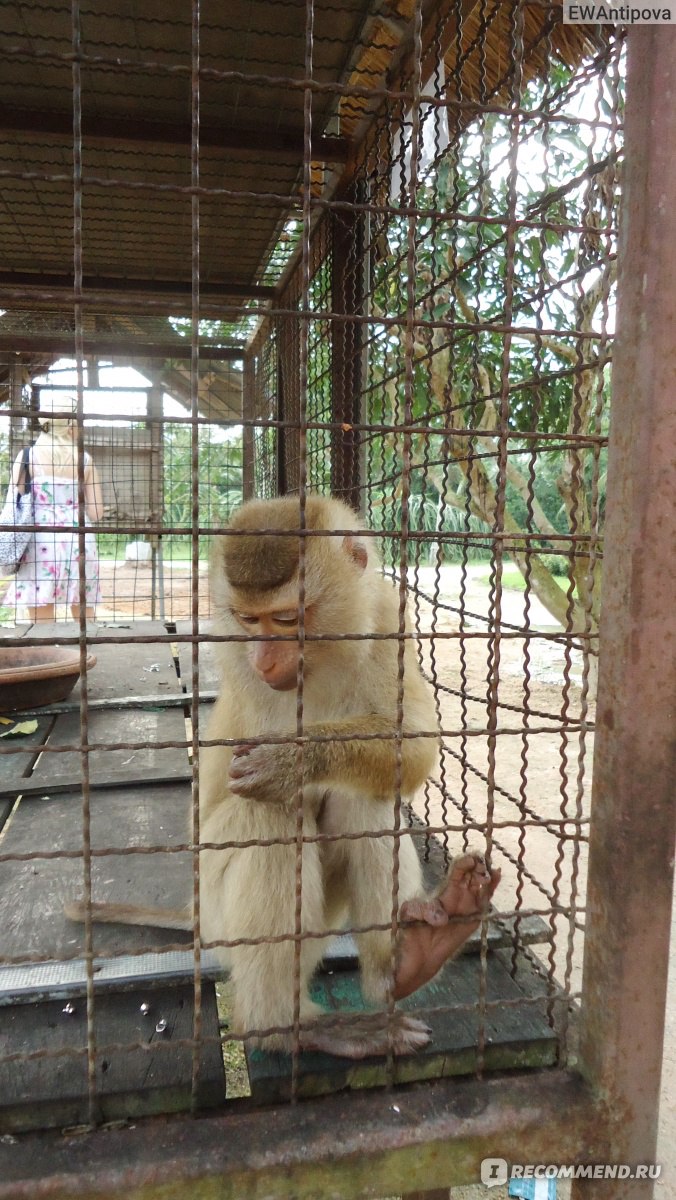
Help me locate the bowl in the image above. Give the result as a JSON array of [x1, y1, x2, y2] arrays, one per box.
[[0, 645, 97, 713]]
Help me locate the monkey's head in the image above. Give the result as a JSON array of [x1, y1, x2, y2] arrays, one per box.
[[211, 495, 372, 691]]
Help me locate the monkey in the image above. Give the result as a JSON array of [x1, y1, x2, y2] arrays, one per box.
[[67, 495, 500, 1058]]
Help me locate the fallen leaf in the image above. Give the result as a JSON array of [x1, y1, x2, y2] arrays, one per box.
[[0, 719, 39, 738]]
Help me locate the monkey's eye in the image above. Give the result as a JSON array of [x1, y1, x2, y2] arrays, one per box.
[[233, 612, 260, 626], [271, 612, 299, 628]]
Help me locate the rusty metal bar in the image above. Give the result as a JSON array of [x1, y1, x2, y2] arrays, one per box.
[[242, 356, 256, 501], [574, 26, 676, 1200], [70, 0, 99, 1129], [0, 1070, 607, 1199], [0, 336, 245, 360], [330, 183, 365, 509], [276, 314, 298, 495]]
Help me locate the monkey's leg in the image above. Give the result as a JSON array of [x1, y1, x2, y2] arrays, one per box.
[[200, 800, 330, 1052], [357, 831, 423, 1006], [392, 852, 501, 1000], [324, 795, 423, 1007]]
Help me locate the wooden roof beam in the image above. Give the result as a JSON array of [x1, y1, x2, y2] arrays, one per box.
[[0, 271, 275, 301], [0, 105, 352, 163]]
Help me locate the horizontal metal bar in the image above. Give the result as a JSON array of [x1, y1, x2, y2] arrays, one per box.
[[0, 336, 245, 361], [0, 1070, 608, 1199]]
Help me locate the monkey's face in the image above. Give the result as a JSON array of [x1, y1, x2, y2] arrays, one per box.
[[232, 607, 303, 691]]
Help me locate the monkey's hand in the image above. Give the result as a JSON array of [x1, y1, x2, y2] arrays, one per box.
[[229, 741, 297, 804], [393, 852, 501, 1000]]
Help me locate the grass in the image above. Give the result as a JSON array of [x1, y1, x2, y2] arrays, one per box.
[[475, 566, 571, 593], [96, 545, 210, 563], [216, 981, 252, 1099]]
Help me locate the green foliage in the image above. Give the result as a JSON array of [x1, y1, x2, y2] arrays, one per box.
[[0, 426, 8, 486], [162, 423, 243, 553], [357, 61, 618, 627], [368, 482, 492, 566]]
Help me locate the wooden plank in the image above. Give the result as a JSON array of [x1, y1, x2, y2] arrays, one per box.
[[0, 623, 33, 639], [0, 980, 225, 1132], [0, 622, 181, 710], [85, 623, 182, 702], [6, 691, 217, 718], [246, 949, 557, 1103], [173, 621, 222, 694], [25, 622, 180, 703], [320, 912, 551, 975], [0, 715, 53, 789], [0, 784, 193, 961], [0, 768, 195, 801], [29, 705, 189, 787]]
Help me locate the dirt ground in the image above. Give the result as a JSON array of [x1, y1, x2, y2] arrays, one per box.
[[95, 557, 211, 622], [57, 561, 676, 1193]]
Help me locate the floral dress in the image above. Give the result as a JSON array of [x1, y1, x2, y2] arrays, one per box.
[[4, 453, 101, 608]]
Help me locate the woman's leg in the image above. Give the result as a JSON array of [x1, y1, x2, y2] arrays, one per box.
[[70, 604, 95, 620], [26, 604, 55, 622]]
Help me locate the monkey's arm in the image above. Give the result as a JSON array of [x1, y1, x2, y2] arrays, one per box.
[[229, 712, 438, 803]]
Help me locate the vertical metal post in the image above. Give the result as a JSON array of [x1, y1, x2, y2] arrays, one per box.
[[242, 354, 255, 501], [8, 364, 27, 462], [330, 184, 364, 509], [147, 381, 165, 623], [277, 314, 298, 495], [574, 28, 676, 1199]]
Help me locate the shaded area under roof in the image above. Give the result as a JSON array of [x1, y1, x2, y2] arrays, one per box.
[[0, 0, 612, 412]]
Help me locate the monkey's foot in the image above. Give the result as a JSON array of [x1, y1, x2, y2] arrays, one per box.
[[392, 852, 501, 1001], [301, 1010, 431, 1059]]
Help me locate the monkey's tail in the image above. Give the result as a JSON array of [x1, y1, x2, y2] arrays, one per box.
[[64, 899, 193, 932]]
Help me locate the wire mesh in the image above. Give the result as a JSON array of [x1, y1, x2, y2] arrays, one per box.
[[0, 0, 624, 1152]]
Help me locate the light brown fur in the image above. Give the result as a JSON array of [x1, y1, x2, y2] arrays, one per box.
[[67, 496, 499, 1058], [200, 496, 439, 1052]]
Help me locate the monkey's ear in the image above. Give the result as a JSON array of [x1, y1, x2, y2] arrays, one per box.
[[342, 534, 368, 572]]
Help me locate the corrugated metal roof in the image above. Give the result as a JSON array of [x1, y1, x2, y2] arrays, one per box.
[[0, 0, 611, 418], [0, 1, 367, 304]]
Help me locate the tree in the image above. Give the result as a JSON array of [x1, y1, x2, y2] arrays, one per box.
[[362, 63, 621, 658], [163, 422, 243, 551]]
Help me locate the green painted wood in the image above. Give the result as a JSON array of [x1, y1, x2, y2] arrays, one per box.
[[0, 980, 225, 1133], [246, 949, 557, 1103]]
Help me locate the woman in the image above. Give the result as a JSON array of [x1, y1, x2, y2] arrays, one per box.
[[4, 396, 103, 621]]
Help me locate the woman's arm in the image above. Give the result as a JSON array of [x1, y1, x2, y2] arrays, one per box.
[[11, 450, 27, 491], [84, 459, 104, 522]]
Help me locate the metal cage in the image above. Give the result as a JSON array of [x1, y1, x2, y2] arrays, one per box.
[[0, 5, 673, 1198]]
